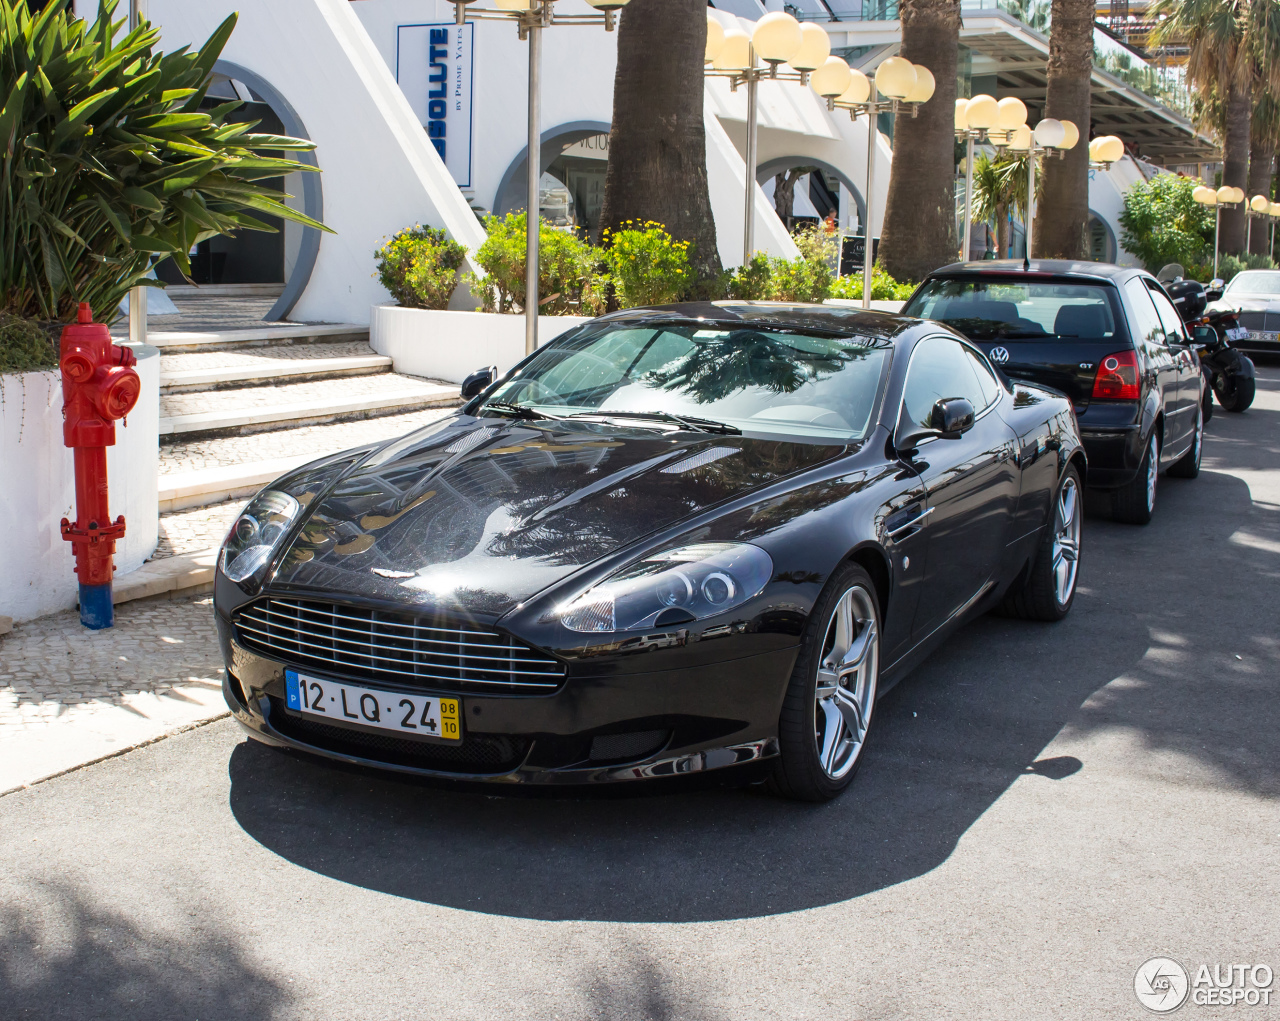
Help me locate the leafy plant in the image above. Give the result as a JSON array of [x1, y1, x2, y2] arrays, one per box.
[[0, 0, 327, 322], [1118, 173, 1216, 273], [374, 225, 466, 310], [971, 152, 1032, 258], [1216, 251, 1277, 282], [465, 211, 603, 315], [0, 311, 55, 372], [726, 225, 837, 302], [828, 264, 917, 302], [601, 220, 692, 308]]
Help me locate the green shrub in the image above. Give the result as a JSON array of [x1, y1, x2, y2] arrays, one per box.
[[763, 253, 832, 302], [1118, 174, 1215, 273], [0, 314, 57, 373], [0, 0, 327, 322], [1216, 252, 1277, 283], [374, 226, 466, 310], [601, 221, 692, 308], [726, 253, 772, 299], [725, 226, 838, 302], [465, 212, 603, 315], [828, 264, 917, 302]]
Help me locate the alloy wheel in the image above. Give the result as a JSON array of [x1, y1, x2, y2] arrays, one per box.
[[814, 585, 879, 780], [1052, 475, 1081, 607]]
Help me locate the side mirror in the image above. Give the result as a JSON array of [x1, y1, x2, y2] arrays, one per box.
[[460, 364, 497, 400], [1206, 279, 1225, 302], [895, 398, 975, 455], [1192, 325, 1216, 345], [931, 397, 975, 437]]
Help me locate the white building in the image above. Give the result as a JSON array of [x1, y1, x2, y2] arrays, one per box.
[[109, 0, 1214, 325]]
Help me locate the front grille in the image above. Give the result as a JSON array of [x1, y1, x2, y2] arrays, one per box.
[[268, 698, 529, 773], [1235, 311, 1267, 331], [234, 598, 565, 694]]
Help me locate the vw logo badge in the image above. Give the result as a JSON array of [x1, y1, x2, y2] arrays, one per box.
[[989, 346, 1010, 363]]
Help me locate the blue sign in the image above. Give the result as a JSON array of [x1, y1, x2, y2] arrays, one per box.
[[396, 22, 475, 188]]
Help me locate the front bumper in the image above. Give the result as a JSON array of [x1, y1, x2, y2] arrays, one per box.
[[220, 631, 796, 786]]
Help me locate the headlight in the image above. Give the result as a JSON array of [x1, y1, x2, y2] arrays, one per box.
[[558, 542, 773, 633], [220, 490, 302, 582]]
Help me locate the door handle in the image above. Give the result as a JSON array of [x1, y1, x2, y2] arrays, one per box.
[[886, 506, 934, 539]]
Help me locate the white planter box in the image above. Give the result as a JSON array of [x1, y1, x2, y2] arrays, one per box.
[[0, 344, 160, 623], [370, 304, 594, 384]]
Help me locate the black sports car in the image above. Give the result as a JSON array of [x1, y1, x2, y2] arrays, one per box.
[[215, 302, 1085, 801]]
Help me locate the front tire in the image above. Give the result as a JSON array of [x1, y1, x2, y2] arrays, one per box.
[[772, 563, 880, 802], [1000, 466, 1082, 621], [1112, 430, 1159, 525], [1216, 374, 1255, 412]]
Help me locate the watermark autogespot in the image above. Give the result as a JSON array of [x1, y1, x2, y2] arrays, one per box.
[[1134, 958, 1275, 1013]]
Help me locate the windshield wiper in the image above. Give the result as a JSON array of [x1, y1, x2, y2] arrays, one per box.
[[568, 410, 741, 435], [482, 401, 564, 422]]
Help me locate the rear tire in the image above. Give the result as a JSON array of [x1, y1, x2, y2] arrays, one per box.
[[1168, 404, 1203, 478], [1000, 466, 1082, 621], [1112, 430, 1159, 525], [1216, 375, 1255, 412], [771, 563, 880, 803]]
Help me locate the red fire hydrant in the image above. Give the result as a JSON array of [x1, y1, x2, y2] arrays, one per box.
[[59, 302, 141, 629]]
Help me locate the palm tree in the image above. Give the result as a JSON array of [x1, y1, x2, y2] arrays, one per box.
[[1035, 0, 1093, 259], [1151, 0, 1280, 256], [973, 152, 1030, 257], [1248, 87, 1279, 255], [878, 0, 961, 282], [599, 0, 722, 286]]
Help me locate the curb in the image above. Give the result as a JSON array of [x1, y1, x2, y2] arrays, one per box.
[[112, 547, 220, 605]]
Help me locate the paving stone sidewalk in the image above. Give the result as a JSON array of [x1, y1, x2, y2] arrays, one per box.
[[0, 595, 228, 793], [152, 500, 244, 561], [110, 294, 336, 335]]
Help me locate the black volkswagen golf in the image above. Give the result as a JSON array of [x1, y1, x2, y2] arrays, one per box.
[[216, 303, 1084, 801], [902, 260, 1204, 524]]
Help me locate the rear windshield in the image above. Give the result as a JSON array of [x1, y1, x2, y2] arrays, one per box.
[[904, 277, 1124, 342], [1224, 271, 1280, 295]]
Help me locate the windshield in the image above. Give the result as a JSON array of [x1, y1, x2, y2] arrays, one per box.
[[480, 321, 890, 441], [1224, 271, 1280, 295], [904, 277, 1123, 342]]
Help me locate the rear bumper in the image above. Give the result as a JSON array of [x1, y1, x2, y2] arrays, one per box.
[[1078, 422, 1144, 489]]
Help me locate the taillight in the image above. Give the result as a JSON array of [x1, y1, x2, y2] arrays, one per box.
[[1092, 350, 1140, 400]]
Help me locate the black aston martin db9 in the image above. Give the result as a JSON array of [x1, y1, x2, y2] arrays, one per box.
[[216, 302, 1085, 801]]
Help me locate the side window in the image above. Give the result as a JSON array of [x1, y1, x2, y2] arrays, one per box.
[[1146, 284, 1188, 345], [1123, 278, 1166, 348], [964, 347, 1003, 409], [900, 337, 987, 429]]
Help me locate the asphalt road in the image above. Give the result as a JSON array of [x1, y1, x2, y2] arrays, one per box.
[[3, 367, 1278, 1021]]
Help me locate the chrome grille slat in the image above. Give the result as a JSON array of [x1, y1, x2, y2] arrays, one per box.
[[233, 598, 566, 694], [236, 610, 560, 669]]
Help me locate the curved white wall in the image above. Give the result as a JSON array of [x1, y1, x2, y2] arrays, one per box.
[[0, 347, 160, 624]]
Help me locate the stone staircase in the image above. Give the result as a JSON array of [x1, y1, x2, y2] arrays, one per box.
[[110, 295, 461, 606]]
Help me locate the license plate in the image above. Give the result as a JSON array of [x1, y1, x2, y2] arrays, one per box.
[[1227, 326, 1249, 340], [1246, 329, 1276, 342], [285, 669, 461, 743]]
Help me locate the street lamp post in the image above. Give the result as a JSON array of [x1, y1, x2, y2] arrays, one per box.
[[705, 14, 837, 265], [1192, 183, 1244, 279], [451, 0, 628, 355], [831, 56, 935, 308]]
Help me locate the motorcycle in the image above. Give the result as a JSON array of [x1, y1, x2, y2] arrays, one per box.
[[1164, 277, 1257, 414]]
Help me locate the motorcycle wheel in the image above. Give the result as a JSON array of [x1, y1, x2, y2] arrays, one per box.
[[1215, 375, 1256, 413]]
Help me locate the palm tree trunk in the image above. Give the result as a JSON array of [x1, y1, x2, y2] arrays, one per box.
[[1035, 0, 1093, 259], [1248, 138, 1274, 256], [599, 0, 722, 283], [1220, 78, 1251, 255], [878, 0, 960, 282], [996, 202, 1009, 256]]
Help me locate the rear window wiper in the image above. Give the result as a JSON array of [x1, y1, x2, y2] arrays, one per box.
[[568, 410, 742, 435], [483, 402, 564, 422], [997, 329, 1054, 339]]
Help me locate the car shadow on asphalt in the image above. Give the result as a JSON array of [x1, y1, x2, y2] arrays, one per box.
[[226, 466, 1279, 924]]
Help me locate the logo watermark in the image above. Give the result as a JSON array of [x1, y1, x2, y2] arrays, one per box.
[[1135, 959, 1275, 1013]]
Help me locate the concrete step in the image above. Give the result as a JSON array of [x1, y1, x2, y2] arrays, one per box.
[[161, 353, 392, 392], [159, 455, 320, 513], [143, 322, 369, 353], [165, 283, 285, 298], [159, 373, 459, 440]]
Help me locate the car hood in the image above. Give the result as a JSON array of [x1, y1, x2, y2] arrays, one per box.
[[269, 416, 846, 618], [1209, 295, 1280, 313]]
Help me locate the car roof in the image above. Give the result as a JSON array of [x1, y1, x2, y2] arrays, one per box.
[[594, 300, 917, 341], [924, 259, 1140, 283]]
